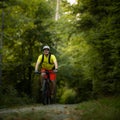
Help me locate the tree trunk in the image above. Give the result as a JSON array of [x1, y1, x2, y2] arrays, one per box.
[[55, 0, 60, 21]]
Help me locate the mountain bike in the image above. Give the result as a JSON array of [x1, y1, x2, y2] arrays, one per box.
[[35, 70, 56, 105]]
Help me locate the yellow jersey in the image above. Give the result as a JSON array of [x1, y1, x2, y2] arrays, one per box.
[[37, 54, 56, 70]]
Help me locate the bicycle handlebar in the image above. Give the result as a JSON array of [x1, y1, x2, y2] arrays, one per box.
[[34, 70, 57, 74], [34, 71, 41, 74]]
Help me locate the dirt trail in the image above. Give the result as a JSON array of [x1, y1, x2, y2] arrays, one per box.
[[0, 104, 83, 120]]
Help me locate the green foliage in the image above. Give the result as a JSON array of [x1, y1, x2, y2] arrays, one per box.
[[77, 96, 120, 120], [31, 74, 41, 102], [59, 88, 77, 104], [0, 0, 120, 106], [0, 0, 58, 106], [0, 85, 33, 108], [56, 0, 120, 102], [70, 0, 120, 96]]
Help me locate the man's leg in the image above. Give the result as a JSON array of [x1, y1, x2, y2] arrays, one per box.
[[51, 80, 56, 95], [41, 70, 46, 91], [49, 71, 56, 95]]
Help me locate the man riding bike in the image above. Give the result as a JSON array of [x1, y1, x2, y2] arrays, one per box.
[[35, 45, 58, 96]]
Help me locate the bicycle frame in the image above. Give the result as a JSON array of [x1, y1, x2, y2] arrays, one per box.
[[35, 70, 56, 105], [41, 71, 51, 105]]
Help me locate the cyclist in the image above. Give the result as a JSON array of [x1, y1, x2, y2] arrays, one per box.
[[35, 45, 58, 96]]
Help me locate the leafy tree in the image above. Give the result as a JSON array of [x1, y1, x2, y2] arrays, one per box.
[[0, 0, 58, 103], [72, 0, 120, 96]]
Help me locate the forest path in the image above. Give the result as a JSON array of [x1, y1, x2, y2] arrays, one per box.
[[0, 104, 83, 120]]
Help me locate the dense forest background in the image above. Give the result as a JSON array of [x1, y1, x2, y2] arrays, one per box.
[[0, 0, 120, 107]]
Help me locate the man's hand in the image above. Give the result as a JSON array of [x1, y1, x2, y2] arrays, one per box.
[[53, 69, 58, 73], [34, 70, 40, 74]]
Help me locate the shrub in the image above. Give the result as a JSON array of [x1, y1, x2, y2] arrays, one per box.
[[0, 85, 33, 108], [60, 88, 76, 104]]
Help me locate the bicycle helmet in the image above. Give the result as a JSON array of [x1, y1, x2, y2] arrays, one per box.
[[43, 45, 50, 50]]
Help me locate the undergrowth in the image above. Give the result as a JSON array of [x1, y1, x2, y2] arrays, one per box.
[[77, 96, 120, 120]]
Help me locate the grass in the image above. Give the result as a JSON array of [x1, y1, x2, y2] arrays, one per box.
[[77, 96, 120, 120]]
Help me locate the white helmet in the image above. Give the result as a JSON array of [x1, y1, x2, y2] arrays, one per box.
[[43, 45, 50, 50]]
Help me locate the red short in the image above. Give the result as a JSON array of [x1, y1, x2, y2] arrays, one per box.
[[41, 69, 56, 81]]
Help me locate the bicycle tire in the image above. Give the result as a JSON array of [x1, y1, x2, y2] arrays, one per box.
[[41, 79, 51, 105]]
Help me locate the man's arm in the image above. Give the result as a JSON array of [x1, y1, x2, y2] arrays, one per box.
[[35, 55, 42, 72], [52, 55, 58, 70], [53, 59, 58, 70], [35, 60, 41, 72]]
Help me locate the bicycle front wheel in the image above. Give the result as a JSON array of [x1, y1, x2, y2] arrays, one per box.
[[42, 80, 51, 105]]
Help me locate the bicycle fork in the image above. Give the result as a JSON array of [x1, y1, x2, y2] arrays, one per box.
[[41, 79, 51, 105]]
